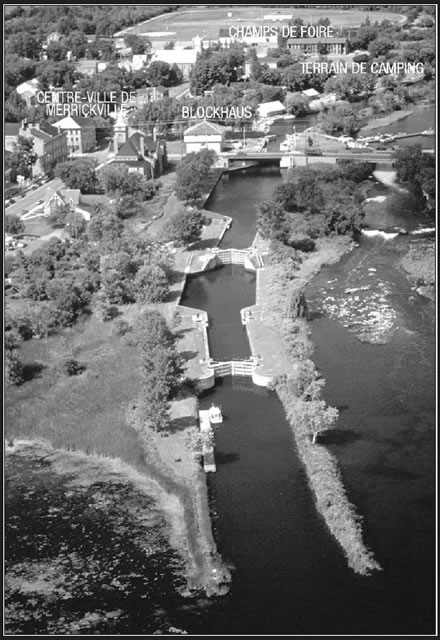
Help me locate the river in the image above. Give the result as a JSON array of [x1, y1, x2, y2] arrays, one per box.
[[178, 159, 435, 634]]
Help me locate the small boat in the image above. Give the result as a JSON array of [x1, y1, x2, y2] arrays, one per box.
[[208, 404, 223, 424]]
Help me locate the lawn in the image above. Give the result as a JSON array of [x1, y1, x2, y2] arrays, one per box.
[[133, 6, 404, 40], [5, 314, 147, 469]]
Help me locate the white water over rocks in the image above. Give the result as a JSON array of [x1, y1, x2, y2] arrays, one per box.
[[362, 229, 399, 240]]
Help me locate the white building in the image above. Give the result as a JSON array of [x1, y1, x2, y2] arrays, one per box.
[[183, 120, 226, 155], [151, 48, 198, 80], [53, 115, 96, 154], [257, 101, 286, 119], [16, 78, 40, 107]]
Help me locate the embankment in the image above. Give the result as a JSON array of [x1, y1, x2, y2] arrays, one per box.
[[254, 236, 383, 575]]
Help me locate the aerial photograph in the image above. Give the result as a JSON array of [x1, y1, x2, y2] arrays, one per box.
[[4, 3, 436, 636]]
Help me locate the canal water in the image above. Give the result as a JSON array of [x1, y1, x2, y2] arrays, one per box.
[[361, 105, 435, 149], [179, 161, 436, 634]]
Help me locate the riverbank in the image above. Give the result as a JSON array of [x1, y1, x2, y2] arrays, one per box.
[[250, 236, 383, 575], [360, 109, 414, 132], [399, 237, 436, 301]]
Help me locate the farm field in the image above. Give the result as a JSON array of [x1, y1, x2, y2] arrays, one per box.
[[122, 5, 405, 40]]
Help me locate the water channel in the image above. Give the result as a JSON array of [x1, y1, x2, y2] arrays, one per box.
[[179, 115, 435, 633]]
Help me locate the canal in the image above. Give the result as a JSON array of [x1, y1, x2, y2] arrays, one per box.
[[178, 159, 435, 634]]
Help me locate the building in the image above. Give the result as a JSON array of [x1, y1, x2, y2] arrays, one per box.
[[5, 123, 21, 152], [257, 100, 286, 119], [183, 120, 226, 154], [19, 121, 68, 176], [110, 110, 167, 178], [151, 48, 198, 80], [74, 59, 99, 76], [287, 37, 348, 56], [219, 26, 278, 46], [53, 115, 96, 154], [46, 31, 62, 45], [301, 88, 320, 100], [16, 78, 40, 107], [43, 187, 91, 221]]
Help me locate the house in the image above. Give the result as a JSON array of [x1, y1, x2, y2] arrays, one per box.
[[287, 37, 348, 56], [19, 121, 68, 176], [16, 78, 40, 107], [5, 123, 21, 152], [42, 187, 90, 221], [75, 59, 99, 76], [151, 48, 198, 80], [46, 31, 62, 45], [257, 101, 286, 119], [118, 54, 148, 73], [183, 120, 226, 154], [53, 115, 96, 154], [110, 110, 167, 178], [301, 88, 320, 100]]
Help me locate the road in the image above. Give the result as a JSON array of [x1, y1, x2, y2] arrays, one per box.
[[5, 178, 63, 218]]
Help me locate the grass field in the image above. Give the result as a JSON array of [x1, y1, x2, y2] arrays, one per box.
[[5, 314, 146, 465], [129, 6, 405, 40]]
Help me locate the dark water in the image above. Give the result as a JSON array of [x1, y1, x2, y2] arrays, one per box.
[[182, 265, 256, 360], [177, 165, 436, 634], [205, 165, 283, 249], [362, 106, 435, 149]]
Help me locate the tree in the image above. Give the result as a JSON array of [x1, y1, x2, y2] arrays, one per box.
[[324, 72, 375, 102], [175, 149, 217, 202], [145, 60, 181, 87], [166, 208, 205, 246], [65, 211, 86, 238], [190, 48, 244, 95], [5, 90, 28, 123], [5, 332, 24, 385], [9, 136, 38, 179], [46, 40, 68, 61], [256, 201, 289, 243], [5, 214, 25, 236], [303, 400, 339, 444], [368, 37, 394, 58], [393, 145, 434, 194], [6, 32, 41, 59], [87, 205, 124, 244], [124, 33, 148, 55], [37, 60, 78, 90], [285, 92, 310, 116], [134, 310, 182, 431], [134, 265, 169, 303], [292, 168, 324, 214], [55, 158, 98, 193], [318, 104, 361, 137], [100, 251, 138, 304], [65, 30, 88, 58]]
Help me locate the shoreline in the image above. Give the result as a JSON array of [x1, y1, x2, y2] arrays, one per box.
[[360, 101, 433, 133], [252, 236, 383, 574]]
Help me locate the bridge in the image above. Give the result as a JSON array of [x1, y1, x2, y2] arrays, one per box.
[[220, 148, 434, 168], [221, 149, 397, 167]]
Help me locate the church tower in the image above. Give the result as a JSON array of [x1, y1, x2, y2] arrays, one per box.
[[113, 108, 129, 152]]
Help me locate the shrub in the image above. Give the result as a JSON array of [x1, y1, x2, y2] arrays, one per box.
[[113, 319, 132, 336], [60, 358, 86, 376]]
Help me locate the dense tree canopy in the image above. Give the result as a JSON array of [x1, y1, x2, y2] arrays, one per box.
[[175, 149, 217, 202], [55, 158, 98, 193]]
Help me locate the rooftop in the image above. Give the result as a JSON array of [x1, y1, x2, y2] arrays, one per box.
[[184, 120, 226, 137], [5, 123, 20, 137]]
